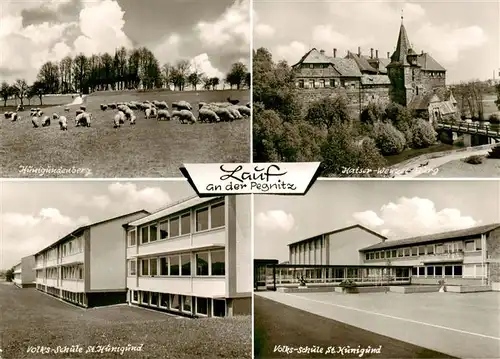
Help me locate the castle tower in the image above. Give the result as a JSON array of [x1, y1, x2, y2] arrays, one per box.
[[386, 15, 422, 106]]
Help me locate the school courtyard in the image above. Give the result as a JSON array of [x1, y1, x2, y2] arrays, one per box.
[[254, 291, 500, 359], [0, 282, 251, 359]]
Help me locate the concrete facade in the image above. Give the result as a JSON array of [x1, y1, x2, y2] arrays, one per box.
[[125, 195, 251, 317], [11, 256, 36, 288], [34, 210, 149, 308]]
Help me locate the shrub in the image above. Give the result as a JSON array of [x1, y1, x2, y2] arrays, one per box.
[[488, 113, 500, 124], [360, 102, 385, 125], [410, 119, 437, 149], [464, 155, 483, 165], [373, 122, 406, 155], [384, 102, 414, 133], [339, 279, 356, 288], [305, 95, 351, 129]]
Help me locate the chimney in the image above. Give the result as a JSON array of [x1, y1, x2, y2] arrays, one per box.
[[387, 51, 390, 59], [376, 50, 379, 59], [370, 48, 374, 59], [333, 48, 337, 58], [320, 49, 325, 55], [358, 46, 361, 56]]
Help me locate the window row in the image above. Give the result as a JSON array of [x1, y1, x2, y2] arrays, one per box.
[[61, 265, 84, 280], [62, 237, 84, 257], [365, 240, 482, 261], [128, 201, 225, 246], [46, 267, 58, 279], [411, 264, 484, 278], [130, 291, 226, 317], [129, 250, 225, 277]]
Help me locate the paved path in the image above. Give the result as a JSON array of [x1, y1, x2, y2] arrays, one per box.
[[393, 148, 491, 178], [256, 291, 500, 359]]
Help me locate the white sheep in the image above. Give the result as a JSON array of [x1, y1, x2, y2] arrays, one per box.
[[172, 101, 192, 111], [199, 108, 220, 123], [32, 116, 39, 128], [227, 107, 242, 119], [172, 109, 196, 124], [11, 112, 18, 122], [59, 116, 68, 131], [157, 109, 170, 121], [41, 116, 51, 127], [52, 113, 59, 120], [75, 112, 91, 127], [109, 103, 117, 109], [16, 104, 23, 111], [75, 109, 83, 117], [4, 112, 11, 119], [100, 104, 108, 111], [157, 101, 168, 109], [80, 105, 86, 111], [212, 107, 235, 122], [64, 107, 70, 112], [130, 114, 136, 125], [114, 112, 125, 128], [36, 110, 43, 117], [234, 105, 250, 117]]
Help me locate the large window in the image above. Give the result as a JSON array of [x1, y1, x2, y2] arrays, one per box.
[[196, 253, 209, 276], [180, 214, 191, 235], [150, 258, 158, 276], [129, 260, 136, 276], [128, 230, 136, 246], [369, 252, 374, 260], [160, 257, 168, 275], [454, 265, 462, 276], [404, 248, 410, 257], [213, 299, 226, 317], [150, 224, 157, 242], [435, 266, 442, 276], [196, 208, 209, 232], [169, 256, 180, 276], [132, 290, 138, 302], [418, 267, 425, 276], [435, 244, 444, 254], [427, 266, 434, 276], [211, 202, 225, 229], [427, 245, 434, 255], [397, 249, 403, 257], [375, 252, 380, 259], [141, 259, 149, 276], [211, 250, 225, 276], [159, 221, 168, 240], [418, 246, 425, 255], [170, 217, 180, 237], [150, 292, 158, 306], [141, 227, 148, 244], [170, 294, 180, 311], [182, 296, 192, 313], [475, 239, 482, 251], [141, 291, 150, 304], [181, 255, 191, 276], [196, 297, 209, 316], [445, 266, 453, 276], [391, 250, 397, 258], [160, 294, 168, 308], [411, 247, 418, 256]]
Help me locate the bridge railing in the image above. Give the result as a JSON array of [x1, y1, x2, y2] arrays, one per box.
[[438, 120, 500, 137]]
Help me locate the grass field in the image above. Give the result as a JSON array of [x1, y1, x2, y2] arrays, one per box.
[[254, 295, 455, 359], [256, 290, 500, 359], [0, 283, 251, 359], [0, 89, 250, 177]]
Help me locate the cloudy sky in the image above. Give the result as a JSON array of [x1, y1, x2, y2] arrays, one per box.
[[254, 0, 499, 84], [0, 180, 196, 269], [0, 0, 250, 84], [255, 180, 500, 262]]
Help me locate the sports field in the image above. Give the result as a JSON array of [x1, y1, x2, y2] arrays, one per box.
[[255, 291, 500, 358]]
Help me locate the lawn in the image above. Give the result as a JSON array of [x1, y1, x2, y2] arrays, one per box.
[[0, 283, 251, 359], [0, 89, 250, 178]]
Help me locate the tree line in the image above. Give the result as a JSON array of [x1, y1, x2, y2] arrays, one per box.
[[1, 46, 250, 106]]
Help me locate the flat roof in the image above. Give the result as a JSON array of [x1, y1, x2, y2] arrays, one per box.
[[288, 224, 387, 247], [267, 264, 412, 268], [34, 210, 149, 255], [360, 223, 500, 251]]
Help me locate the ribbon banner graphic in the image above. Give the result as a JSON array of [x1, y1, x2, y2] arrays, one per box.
[[181, 163, 321, 196]]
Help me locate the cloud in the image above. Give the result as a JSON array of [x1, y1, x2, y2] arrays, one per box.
[[196, 0, 250, 53], [2, 209, 89, 228], [256, 210, 295, 232], [73, 0, 132, 56], [275, 41, 308, 64], [415, 24, 487, 63], [107, 182, 171, 211], [255, 23, 275, 38], [39, 208, 90, 227], [189, 53, 224, 79], [2, 213, 41, 227], [352, 197, 480, 239]]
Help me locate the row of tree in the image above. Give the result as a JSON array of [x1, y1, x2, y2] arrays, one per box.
[[252, 47, 439, 177], [1, 46, 250, 106]]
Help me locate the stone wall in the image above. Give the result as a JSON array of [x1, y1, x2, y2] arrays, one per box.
[[296, 87, 390, 113]]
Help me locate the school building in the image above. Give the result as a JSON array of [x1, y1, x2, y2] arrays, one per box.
[[125, 195, 251, 317], [262, 223, 500, 290], [34, 210, 149, 307], [12, 255, 36, 288]]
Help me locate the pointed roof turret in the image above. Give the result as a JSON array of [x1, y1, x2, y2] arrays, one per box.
[[389, 12, 413, 66]]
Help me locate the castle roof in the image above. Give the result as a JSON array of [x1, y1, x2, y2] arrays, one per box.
[[417, 53, 446, 71], [360, 74, 391, 86], [346, 52, 378, 74], [389, 23, 412, 66], [292, 48, 362, 77]]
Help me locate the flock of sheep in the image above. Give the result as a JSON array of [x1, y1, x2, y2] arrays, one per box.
[[3, 97, 251, 131]]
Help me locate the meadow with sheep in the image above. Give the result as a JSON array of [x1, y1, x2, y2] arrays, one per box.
[[1, 89, 250, 177]]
